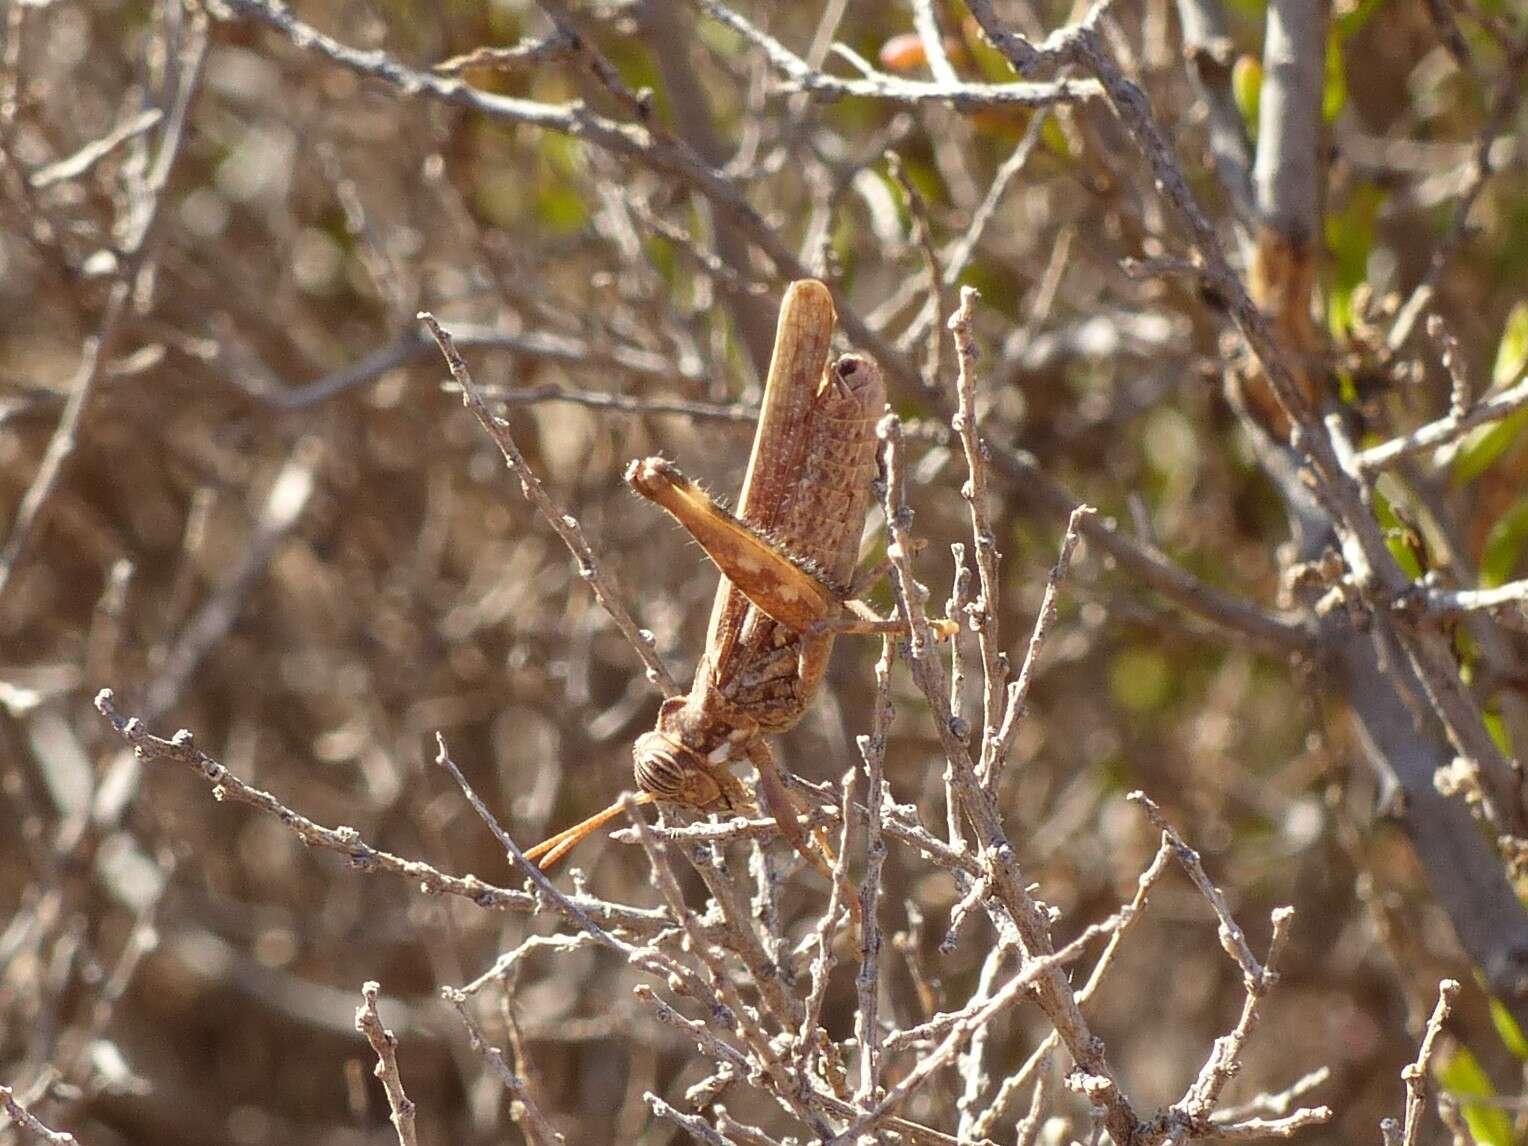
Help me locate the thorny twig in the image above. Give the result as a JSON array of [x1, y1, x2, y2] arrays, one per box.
[[1387, 34, 1528, 351], [259, 323, 707, 410], [1402, 579, 1528, 626], [1129, 794, 1329, 1138], [1129, 792, 1264, 981], [828, 914, 1125, 1144], [969, 837, 1174, 1138], [432, 736, 730, 1014], [965, 0, 1525, 837], [878, 413, 1146, 1145], [887, 152, 946, 385], [29, 1, 1482, 1139], [798, 767, 856, 1064]]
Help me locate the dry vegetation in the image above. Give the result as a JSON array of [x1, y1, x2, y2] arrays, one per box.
[[2, 1, 1527, 1144]]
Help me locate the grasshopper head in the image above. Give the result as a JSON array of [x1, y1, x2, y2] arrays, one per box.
[[632, 728, 728, 810]]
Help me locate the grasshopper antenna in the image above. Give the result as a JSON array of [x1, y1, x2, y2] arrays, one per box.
[[524, 791, 656, 871]]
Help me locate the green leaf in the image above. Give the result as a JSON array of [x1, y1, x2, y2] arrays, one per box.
[[968, 23, 1019, 82], [1468, 0, 1512, 21], [1481, 497, 1528, 588], [1111, 646, 1173, 713], [1373, 490, 1423, 579], [1492, 301, 1528, 388], [1232, 56, 1262, 141], [1437, 1046, 1514, 1146], [1453, 408, 1528, 486], [1323, 32, 1347, 122], [1325, 184, 1385, 339], [536, 182, 588, 233], [1490, 995, 1528, 1060], [1336, 366, 1359, 405], [1482, 708, 1512, 756], [1335, 0, 1391, 41], [1451, 304, 1528, 484], [1040, 113, 1074, 161]]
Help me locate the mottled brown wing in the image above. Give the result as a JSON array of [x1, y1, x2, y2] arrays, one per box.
[[773, 353, 886, 589], [701, 281, 885, 720]]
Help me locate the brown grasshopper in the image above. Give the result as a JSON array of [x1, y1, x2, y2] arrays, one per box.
[[526, 280, 925, 871]]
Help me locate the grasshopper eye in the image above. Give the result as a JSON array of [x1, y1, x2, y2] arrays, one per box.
[[633, 731, 724, 809], [829, 353, 881, 400], [633, 731, 690, 802]]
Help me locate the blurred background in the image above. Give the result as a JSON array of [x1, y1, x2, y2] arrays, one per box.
[[1, 0, 1526, 1142]]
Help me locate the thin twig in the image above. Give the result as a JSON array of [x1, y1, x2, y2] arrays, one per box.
[[991, 505, 1093, 785], [693, 0, 1102, 110], [432, 736, 726, 1014], [29, 108, 163, 189], [444, 989, 567, 1145], [624, 798, 830, 1137], [1428, 314, 1472, 420], [646, 1095, 734, 1145], [1395, 979, 1461, 1146], [942, 110, 1050, 286], [910, 0, 959, 85], [92, 692, 681, 937], [947, 288, 1006, 789], [354, 982, 420, 1146], [218, 0, 1308, 655], [433, 31, 578, 76], [970, 837, 1172, 1138], [1129, 792, 1264, 981], [419, 311, 678, 696], [887, 152, 945, 386], [966, 0, 1522, 837], [854, 637, 894, 1103], [1356, 371, 1528, 474], [798, 768, 855, 1062], [1388, 36, 1528, 351], [1401, 579, 1527, 625], [1180, 907, 1297, 1118], [141, 441, 318, 723], [0, 1085, 80, 1146], [878, 413, 1144, 1145]]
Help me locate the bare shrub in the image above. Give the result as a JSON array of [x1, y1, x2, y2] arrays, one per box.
[[3, 1, 1527, 1143]]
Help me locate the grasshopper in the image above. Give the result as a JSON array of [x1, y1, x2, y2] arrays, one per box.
[[526, 280, 926, 871]]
